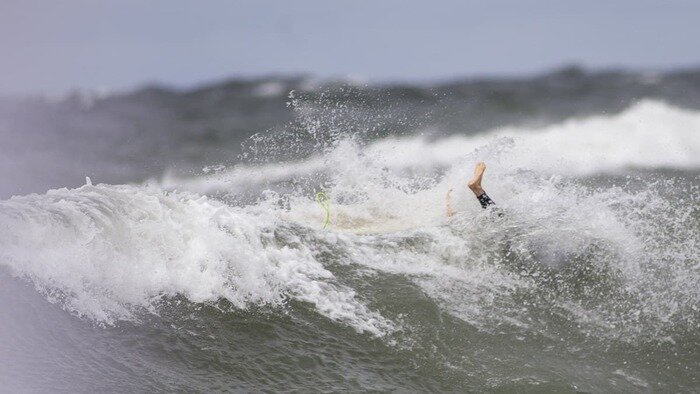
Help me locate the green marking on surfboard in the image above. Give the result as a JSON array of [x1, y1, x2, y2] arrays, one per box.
[[315, 191, 331, 230]]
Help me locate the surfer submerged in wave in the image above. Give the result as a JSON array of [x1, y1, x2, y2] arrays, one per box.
[[446, 161, 497, 218]]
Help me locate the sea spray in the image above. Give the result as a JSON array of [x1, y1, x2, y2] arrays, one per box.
[[1, 88, 699, 391], [0, 183, 393, 335]]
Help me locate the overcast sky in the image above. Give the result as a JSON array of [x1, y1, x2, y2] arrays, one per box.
[[1, 0, 699, 95]]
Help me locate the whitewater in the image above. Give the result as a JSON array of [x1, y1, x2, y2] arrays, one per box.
[[1, 79, 699, 391]]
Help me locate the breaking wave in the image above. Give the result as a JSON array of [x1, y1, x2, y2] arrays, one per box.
[[0, 96, 698, 392], [1, 106, 697, 343]]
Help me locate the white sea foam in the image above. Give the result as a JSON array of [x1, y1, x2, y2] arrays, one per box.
[[0, 183, 392, 335], [367, 99, 700, 175], [161, 99, 700, 197], [252, 81, 286, 97], [1, 99, 697, 342]]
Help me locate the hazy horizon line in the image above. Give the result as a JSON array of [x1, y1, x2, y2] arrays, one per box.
[[4, 62, 700, 100]]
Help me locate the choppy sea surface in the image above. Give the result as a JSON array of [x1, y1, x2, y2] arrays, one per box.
[[1, 67, 699, 392]]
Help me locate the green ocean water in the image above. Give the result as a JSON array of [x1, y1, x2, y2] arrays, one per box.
[[0, 69, 699, 392]]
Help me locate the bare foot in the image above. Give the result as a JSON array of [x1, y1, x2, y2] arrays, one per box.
[[467, 162, 486, 196]]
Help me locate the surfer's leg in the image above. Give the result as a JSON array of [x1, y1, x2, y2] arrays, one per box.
[[446, 188, 455, 217], [468, 162, 496, 209]]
